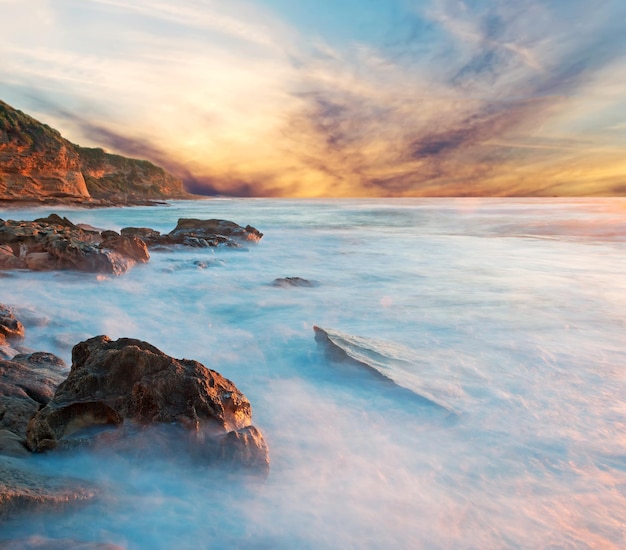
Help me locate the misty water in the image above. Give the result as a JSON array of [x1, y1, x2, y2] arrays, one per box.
[[1, 198, 626, 548]]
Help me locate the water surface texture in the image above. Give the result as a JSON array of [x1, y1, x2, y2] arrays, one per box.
[[1, 198, 625, 548]]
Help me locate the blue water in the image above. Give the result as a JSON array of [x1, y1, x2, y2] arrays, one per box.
[[1, 198, 625, 548]]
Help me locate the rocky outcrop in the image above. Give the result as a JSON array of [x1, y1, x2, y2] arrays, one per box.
[[0, 215, 149, 274], [26, 336, 269, 472], [0, 100, 192, 204], [121, 218, 263, 249], [0, 214, 262, 274]]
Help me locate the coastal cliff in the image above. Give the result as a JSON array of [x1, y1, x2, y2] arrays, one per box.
[[0, 100, 192, 204]]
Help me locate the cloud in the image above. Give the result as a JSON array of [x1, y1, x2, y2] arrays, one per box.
[[0, 0, 624, 196]]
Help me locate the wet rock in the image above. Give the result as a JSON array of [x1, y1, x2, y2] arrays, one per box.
[[26, 336, 269, 472], [0, 305, 25, 342], [272, 277, 318, 288], [0, 430, 29, 457], [120, 226, 162, 246], [0, 457, 97, 519], [0, 352, 67, 441], [161, 218, 263, 247], [99, 231, 150, 264]]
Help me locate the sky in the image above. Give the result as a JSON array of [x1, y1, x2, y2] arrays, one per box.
[[0, 0, 625, 197]]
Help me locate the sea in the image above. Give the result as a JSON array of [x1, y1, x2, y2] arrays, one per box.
[[1, 198, 625, 549]]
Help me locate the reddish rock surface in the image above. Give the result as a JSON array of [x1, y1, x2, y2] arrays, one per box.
[[26, 336, 269, 471]]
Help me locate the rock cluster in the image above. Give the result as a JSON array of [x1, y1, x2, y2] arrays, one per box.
[[0, 214, 262, 274], [0, 306, 269, 522]]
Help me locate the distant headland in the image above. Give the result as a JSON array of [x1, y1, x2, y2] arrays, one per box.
[[0, 100, 197, 207]]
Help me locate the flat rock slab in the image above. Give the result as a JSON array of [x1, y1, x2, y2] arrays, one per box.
[[0, 457, 97, 520]]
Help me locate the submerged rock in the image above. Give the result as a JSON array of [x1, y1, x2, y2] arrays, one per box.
[[313, 326, 458, 414], [272, 277, 318, 288], [26, 336, 269, 472]]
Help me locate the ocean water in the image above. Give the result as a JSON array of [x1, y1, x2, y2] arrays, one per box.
[[1, 198, 625, 549]]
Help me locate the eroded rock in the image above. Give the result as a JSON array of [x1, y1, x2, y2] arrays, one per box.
[[26, 336, 269, 471]]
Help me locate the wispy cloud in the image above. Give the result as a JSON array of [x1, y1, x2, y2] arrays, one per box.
[[0, 0, 624, 196]]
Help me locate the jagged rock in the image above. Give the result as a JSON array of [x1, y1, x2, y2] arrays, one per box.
[[272, 277, 318, 288], [0, 352, 67, 442], [0, 457, 97, 519], [26, 336, 269, 472], [0, 305, 24, 342]]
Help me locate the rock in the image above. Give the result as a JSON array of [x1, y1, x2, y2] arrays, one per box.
[[99, 231, 150, 264], [26, 336, 269, 472], [0, 430, 29, 457], [120, 226, 162, 246], [33, 214, 78, 230], [0, 244, 25, 269], [0, 305, 25, 342], [272, 277, 318, 288], [0, 352, 67, 442], [166, 218, 263, 245], [0, 457, 97, 519]]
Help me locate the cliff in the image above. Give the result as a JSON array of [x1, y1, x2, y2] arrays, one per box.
[[0, 100, 192, 204]]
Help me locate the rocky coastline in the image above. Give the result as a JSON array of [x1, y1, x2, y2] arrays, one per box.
[[0, 213, 262, 274], [0, 213, 268, 545]]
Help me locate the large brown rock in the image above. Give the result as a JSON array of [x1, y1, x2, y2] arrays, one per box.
[[26, 336, 269, 471]]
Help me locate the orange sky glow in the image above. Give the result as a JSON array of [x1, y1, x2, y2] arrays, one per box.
[[0, 0, 624, 197]]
